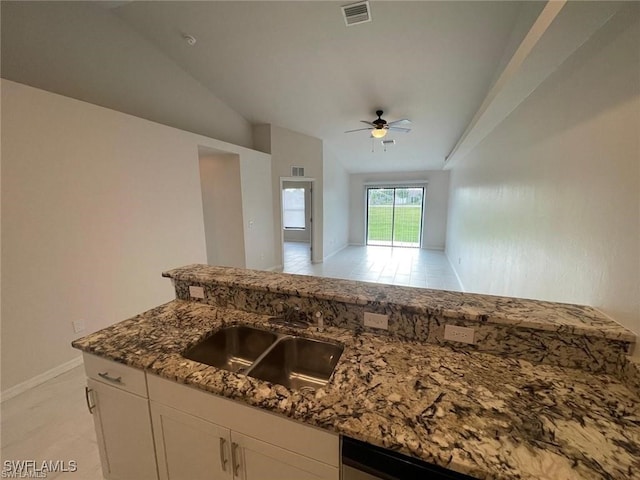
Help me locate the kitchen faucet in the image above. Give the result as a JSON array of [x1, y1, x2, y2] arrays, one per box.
[[270, 303, 309, 329]]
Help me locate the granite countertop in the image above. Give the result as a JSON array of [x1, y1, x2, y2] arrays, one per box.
[[163, 265, 636, 342], [73, 300, 640, 480]]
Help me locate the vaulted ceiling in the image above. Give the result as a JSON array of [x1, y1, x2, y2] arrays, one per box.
[[0, 1, 554, 172], [111, 1, 540, 172]]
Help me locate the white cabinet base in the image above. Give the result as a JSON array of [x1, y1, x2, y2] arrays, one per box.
[[147, 374, 339, 480], [151, 402, 231, 480], [87, 378, 157, 480]]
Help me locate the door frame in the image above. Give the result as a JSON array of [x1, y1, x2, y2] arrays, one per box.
[[364, 183, 426, 248], [280, 177, 316, 265]]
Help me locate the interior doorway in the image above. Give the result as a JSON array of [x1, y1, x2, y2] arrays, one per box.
[[281, 180, 313, 266], [366, 186, 424, 248]]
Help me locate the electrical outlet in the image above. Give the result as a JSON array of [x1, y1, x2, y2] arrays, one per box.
[[189, 286, 205, 299], [364, 312, 388, 330], [72, 319, 85, 334], [444, 324, 475, 344]]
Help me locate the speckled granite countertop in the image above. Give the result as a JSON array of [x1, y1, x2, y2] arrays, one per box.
[[73, 300, 640, 480], [163, 265, 635, 342]]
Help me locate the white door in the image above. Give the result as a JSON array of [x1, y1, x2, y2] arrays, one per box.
[[87, 378, 158, 480], [151, 401, 233, 480], [232, 431, 338, 480]]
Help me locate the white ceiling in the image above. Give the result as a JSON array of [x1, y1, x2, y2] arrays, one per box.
[[1, 1, 542, 173], [112, 1, 534, 172]]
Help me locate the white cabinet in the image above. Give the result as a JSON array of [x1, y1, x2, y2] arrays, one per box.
[[148, 375, 339, 480], [151, 402, 232, 480], [82, 354, 339, 480], [233, 431, 337, 480], [83, 354, 158, 480]]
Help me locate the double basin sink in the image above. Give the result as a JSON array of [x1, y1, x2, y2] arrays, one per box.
[[182, 325, 344, 390]]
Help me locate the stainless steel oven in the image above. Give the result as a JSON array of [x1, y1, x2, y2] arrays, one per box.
[[342, 437, 477, 480]]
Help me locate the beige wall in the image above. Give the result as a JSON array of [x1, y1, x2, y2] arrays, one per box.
[[445, 8, 640, 343], [1, 80, 276, 393], [349, 171, 450, 250]]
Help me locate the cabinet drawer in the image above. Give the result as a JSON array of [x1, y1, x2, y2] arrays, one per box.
[[83, 353, 147, 397]]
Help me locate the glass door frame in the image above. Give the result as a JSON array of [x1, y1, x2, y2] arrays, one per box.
[[365, 185, 425, 248]]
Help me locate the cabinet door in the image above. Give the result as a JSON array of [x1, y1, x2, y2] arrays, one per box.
[[231, 431, 338, 480], [151, 401, 233, 480], [87, 378, 158, 480]]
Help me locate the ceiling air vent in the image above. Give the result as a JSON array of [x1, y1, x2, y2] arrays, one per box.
[[291, 166, 305, 177], [342, 1, 371, 27]]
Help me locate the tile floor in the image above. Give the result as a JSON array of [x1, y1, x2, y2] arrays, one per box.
[[282, 243, 462, 291], [0, 244, 461, 479], [1, 366, 102, 479]]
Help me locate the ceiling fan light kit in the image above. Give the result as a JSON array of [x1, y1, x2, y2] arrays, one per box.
[[345, 109, 412, 144]]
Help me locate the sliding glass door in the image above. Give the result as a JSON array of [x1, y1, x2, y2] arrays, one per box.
[[366, 187, 424, 247]]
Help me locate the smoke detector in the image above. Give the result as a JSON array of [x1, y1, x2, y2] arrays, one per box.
[[341, 1, 371, 26]]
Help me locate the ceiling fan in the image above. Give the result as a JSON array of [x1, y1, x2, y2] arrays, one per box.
[[345, 110, 412, 138]]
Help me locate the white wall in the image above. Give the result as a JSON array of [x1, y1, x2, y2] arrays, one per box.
[[254, 125, 349, 264], [199, 153, 246, 267], [445, 7, 640, 340], [1, 80, 276, 392], [349, 171, 450, 250], [255, 125, 325, 266], [323, 147, 350, 259], [238, 152, 278, 271]]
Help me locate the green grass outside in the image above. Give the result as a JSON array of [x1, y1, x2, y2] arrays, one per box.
[[367, 205, 422, 244]]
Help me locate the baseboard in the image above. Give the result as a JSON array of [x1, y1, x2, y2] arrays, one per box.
[[1, 355, 84, 403], [323, 243, 348, 262], [445, 253, 466, 292]]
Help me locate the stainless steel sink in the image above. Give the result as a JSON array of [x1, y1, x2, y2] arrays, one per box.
[[182, 325, 278, 373], [247, 337, 344, 390], [182, 324, 343, 390]]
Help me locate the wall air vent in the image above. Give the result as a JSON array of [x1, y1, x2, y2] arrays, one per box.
[[341, 1, 371, 26], [291, 166, 305, 177]]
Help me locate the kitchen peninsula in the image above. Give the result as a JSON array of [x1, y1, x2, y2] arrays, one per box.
[[73, 265, 640, 480]]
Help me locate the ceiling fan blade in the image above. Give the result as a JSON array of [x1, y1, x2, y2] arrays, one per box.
[[387, 119, 412, 126], [345, 127, 374, 133], [360, 120, 377, 126], [388, 126, 411, 133]]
